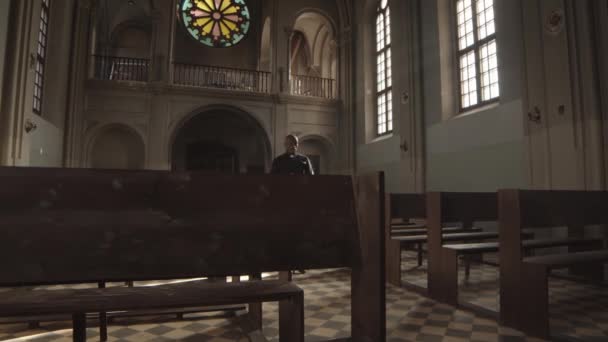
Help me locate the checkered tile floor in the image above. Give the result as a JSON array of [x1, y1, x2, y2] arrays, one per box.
[[0, 262, 599, 342], [400, 250, 608, 341]]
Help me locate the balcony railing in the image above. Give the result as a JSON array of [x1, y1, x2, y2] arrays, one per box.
[[173, 63, 272, 94], [290, 75, 336, 99], [92, 55, 150, 82], [89, 57, 337, 100]]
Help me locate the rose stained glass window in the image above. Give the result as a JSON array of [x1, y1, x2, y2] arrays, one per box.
[[179, 0, 251, 48]]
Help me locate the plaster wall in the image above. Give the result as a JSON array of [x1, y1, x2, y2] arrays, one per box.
[[81, 85, 340, 173], [421, 0, 527, 191]]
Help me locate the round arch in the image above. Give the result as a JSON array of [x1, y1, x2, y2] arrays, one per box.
[[87, 123, 147, 170], [169, 105, 272, 173], [298, 134, 336, 175]]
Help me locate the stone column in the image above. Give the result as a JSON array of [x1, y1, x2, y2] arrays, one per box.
[[64, 0, 94, 167], [150, 0, 176, 84], [0, 0, 34, 166]]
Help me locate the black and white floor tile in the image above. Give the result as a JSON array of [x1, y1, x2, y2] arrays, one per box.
[[400, 250, 608, 341]]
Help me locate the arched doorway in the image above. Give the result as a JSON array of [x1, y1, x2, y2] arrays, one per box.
[[171, 108, 270, 174], [299, 137, 333, 175]]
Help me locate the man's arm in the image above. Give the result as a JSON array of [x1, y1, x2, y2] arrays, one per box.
[[270, 157, 279, 174], [306, 157, 315, 175]]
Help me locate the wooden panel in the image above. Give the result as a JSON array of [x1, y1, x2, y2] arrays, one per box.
[[0, 220, 354, 286], [498, 189, 524, 330], [518, 190, 608, 227], [426, 193, 443, 302], [520, 263, 550, 339], [351, 173, 385, 342], [0, 167, 164, 214], [390, 193, 426, 221], [158, 173, 357, 227], [0, 169, 358, 286]]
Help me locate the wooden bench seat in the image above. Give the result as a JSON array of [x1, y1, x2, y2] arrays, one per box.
[[394, 231, 501, 243], [523, 250, 608, 267], [391, 227, 481, 236], [0, 280, 302, 317], [440, 237, 604, 305], [446, 237, 603, 254], [391, 223, 426, 229]]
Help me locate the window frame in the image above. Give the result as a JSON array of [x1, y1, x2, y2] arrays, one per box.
[[33, 0, 50, 116], [454, 0, 499, 112], [374, 0, 393, 137]]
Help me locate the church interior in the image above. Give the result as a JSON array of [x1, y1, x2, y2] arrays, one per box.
[[0, 0, 607, 341]]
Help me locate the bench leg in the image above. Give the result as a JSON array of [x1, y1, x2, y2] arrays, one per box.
[[279, 271, 292, 282], [97, 282, 108, 342], [440, 248, 459, 306], [72, 313, 87, 342], [520, 263, 550, 339], [417, 242, 423, 267], [248, 273, 263, 331], [279, 291, 304, 342]]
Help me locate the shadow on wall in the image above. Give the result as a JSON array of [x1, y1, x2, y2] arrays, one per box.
[[90, 124, 145, 170], [171, 110, 271, 174]]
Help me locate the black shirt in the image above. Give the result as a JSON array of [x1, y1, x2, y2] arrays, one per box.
[[270, 153, 315, 175]]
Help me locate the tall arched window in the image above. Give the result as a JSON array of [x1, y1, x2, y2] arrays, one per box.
[[456, 0, 499, 110], [33, 0, 50, 115], [375, 0, 392, 136]]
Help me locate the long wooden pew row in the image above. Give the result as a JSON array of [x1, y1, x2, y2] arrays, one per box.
[[387, 193, 492, 287], [499, 190, 608, 339], [427, 192, 602, 307], [0, 167, 386, 342]]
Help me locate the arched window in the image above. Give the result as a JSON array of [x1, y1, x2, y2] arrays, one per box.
[[33, 0, 50, 115], [375, 0, 392, 136], [456, 0, 499, 110]]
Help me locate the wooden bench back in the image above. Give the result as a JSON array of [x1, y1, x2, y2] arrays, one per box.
[[498, 189, 608, 329], [426, 192, 497, 300], [498, 190, 608, 264], [390, 193, 426, 222], [500, 190, 608, 228], [0, 167, 362, 286], [0, 168, 386, 341]]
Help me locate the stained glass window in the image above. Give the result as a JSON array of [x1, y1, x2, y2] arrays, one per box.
[[179, 0, 251, 48], [456, 0, 499, 110], [376, 0, 392, 136]]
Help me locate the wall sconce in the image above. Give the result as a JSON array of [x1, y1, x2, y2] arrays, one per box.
[[24, 119, 37, 134]]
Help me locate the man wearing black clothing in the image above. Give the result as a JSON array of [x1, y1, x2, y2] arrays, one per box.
[[271, 134, 314, 276], [271, 134, 315, 175]]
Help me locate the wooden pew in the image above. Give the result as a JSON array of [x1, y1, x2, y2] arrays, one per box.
[[499, 190, 608, 339], [427, 192, 601, 307], [386, 193, 488, 287], [386, 194, 426, 286], [0, 167, 386, 342]]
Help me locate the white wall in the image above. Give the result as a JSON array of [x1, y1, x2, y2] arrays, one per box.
[[353, 0, 424, 193], [421, 0, 528, 192]]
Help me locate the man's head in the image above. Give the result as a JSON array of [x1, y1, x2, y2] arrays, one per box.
[[284, 134, 299, 154]]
